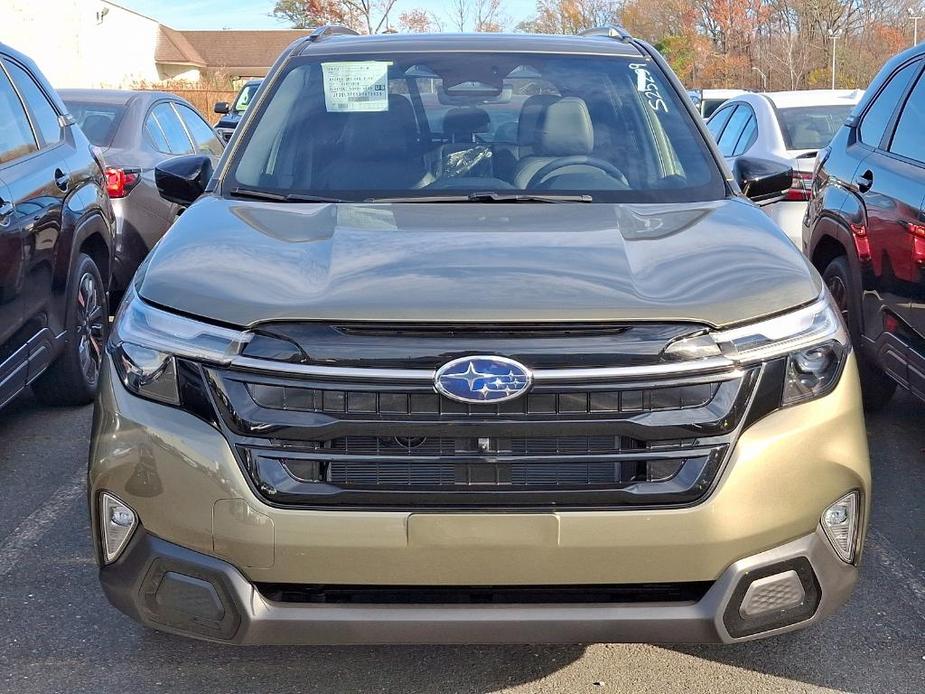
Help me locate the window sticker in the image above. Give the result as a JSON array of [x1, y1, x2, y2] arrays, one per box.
[[322, 61, 391, 112], [630, 63, 668, 114]]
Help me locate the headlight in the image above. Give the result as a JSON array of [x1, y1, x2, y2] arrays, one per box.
[[667, 295, 848, 405], [109, 287, 250, 404]]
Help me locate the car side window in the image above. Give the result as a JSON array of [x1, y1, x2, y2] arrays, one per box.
[[4, 60, 61, 147], [174, 103, 222, 156], [706, 106, 734, 140], [151, 103, 193, 155], [888, 72, 925, 164], [717, 105, 750, 157], [144, 114, 170, 153], [859, 60, 920, 148], [0, 63, 37, 165], [732, 111, 757, 156]]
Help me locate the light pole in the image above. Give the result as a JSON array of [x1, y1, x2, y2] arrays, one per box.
[[828, 29, 841, 90], [910, 8, 923, 46], [752, 66, 768, 91]]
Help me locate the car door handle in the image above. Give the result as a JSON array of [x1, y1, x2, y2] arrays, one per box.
[[855, 169, 873, 193], [54, 168, 69, 192]]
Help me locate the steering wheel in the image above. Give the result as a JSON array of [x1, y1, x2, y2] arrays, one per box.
[[526, 156, 625, 189]]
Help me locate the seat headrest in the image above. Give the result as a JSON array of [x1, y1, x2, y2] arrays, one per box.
[[342, 95, 419, 159], [537, 97, 594, 156], [517, 94, 560, 145], [443, 107, 490, 141]]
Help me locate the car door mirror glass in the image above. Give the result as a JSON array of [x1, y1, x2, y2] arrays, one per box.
[[155, 154, 213, 206], [214, 101, 230, 114], [733, 156, 792, 203]]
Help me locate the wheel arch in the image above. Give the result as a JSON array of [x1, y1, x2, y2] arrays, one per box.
[[71, 212, 113, 293]]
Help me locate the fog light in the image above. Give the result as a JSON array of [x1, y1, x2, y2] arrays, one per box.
[[821, 492, 859, 563], [100, 493, 137, 564]]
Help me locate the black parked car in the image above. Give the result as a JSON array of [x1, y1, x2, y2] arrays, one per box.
[[805, 43, 925, 408], [213, 79, 261, 143], [0, 44, 113, 409]]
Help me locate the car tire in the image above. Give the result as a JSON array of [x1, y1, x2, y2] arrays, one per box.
[[822, 255, 896, 411], [33, 254, 108, 406]]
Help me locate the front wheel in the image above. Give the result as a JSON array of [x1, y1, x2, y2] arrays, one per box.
[[33, 254, 108, 406], [822, 256, 896, 411]]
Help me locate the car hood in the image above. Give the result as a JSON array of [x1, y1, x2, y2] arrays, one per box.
[[138, 197, 822, 329]]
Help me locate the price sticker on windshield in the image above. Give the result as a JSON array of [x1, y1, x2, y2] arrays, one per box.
[[630, 63, 668, 114], [322, 61, 391, 112]]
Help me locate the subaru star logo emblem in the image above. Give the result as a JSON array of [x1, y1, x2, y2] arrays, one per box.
[[434, 356, 533, 404]]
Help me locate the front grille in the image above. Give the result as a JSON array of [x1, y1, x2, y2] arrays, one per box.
[[318, 435, 663, 456], [196, 321, 767, 509], [256, 582, 714, 605], [246, 382, 718, 417], [285, 455, 685, 487]]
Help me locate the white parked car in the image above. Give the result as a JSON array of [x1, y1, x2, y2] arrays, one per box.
[[706, 89, 863, 245]]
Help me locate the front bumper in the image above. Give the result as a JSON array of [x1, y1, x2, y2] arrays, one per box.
[[90, 355, 869, 644], [101, 525, 855, 645]]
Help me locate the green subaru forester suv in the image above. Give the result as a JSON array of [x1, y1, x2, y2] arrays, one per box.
[[89, 26, 869, 645]]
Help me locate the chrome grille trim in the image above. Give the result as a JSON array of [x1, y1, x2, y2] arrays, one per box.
[[229, 355, 738, 383]]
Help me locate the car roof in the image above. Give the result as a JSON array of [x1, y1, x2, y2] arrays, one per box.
[[57, 89, 177, 105], [296, 32, 644, 58], [761, 89, 864, 108]]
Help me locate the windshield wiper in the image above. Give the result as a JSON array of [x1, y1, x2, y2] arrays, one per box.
[[467, 192, 593, 203], [229, 187, 345, 203], [365, 192, 593, 203]]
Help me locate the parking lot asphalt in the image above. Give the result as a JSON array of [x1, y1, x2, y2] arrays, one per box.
[[0, 388, 922, 694]]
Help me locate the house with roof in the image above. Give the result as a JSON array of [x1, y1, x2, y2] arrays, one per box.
[[0, 0, 309, 88]]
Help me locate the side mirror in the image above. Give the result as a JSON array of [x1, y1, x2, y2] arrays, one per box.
[[733, 156, 793, 203], [155, 154, 213, 206], [214, 101, 230, 114]]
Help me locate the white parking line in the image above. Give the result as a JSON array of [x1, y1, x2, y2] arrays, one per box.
[[0, 468, 86, 579]]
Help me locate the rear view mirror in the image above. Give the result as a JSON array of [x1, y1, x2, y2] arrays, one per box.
[[733, 157, 793, 203], [214, 101, 230, 114], [155, 155, 213, 206]]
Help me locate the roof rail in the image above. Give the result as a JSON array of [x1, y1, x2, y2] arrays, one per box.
[[580, 25, 632, 41], [308, 25, 360, 42]]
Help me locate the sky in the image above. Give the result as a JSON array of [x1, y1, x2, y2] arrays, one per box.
[[117, 0, 536, 31]]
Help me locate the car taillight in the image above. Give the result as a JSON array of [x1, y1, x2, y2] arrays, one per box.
[[105, 167, 141, 199], [785, 171, 814, 201]]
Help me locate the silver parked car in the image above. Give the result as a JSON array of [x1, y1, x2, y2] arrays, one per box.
[[59, 90, 224, 298], [706, 89, 863, 246]]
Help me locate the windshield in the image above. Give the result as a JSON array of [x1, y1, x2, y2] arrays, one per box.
[[777, 105, 854, 151], [228, 52, 725, 203], [233, 83, 259, 113], [63, 101, 124, 147]]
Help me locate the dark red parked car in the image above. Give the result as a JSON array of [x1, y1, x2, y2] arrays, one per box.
[[805, 43, 925, 408]]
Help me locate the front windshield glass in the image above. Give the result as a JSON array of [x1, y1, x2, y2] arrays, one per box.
[[233, 83, 259, 113], [777, 105, 854, 151], [229, 52, 725, 202]]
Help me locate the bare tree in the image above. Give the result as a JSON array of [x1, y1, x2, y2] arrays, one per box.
[[446, 0, 469, 31], [272, 0, 402, 34], [474, 0, 506, 32]]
